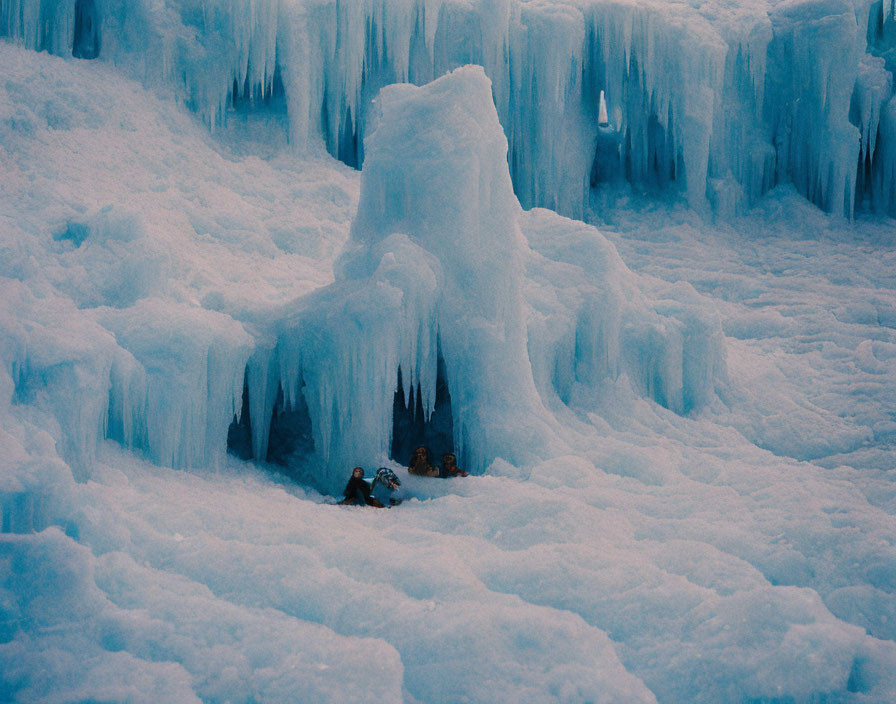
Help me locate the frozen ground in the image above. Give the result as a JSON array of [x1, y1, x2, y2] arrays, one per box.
[[2, 33, 896, 704]]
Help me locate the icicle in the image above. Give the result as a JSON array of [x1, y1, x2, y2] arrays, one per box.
[[422, 0, 441, 60], [853, 55, 892, 165], [246, 344, 280, 462]]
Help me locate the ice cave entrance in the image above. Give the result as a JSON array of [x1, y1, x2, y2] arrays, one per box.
[[390, 353, 455, 468], [226, 374, 315, 479]]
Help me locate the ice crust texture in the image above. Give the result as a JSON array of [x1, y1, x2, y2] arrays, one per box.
[[1, 1, 896, 703]]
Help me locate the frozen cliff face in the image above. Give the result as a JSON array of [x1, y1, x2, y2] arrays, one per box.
[[4, 0, 896, 218]]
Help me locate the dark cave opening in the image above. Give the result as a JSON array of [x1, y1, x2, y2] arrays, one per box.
[[227, 371, 315, 479], [390, 353, 455, 469]]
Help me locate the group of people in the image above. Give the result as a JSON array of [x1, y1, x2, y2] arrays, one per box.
[[408, 446, 469, 478], [339, 446, 468, 507]]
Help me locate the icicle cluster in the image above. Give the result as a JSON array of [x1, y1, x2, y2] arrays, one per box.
[[862, 0, 896, 213], [522, 211, 727, 419], [4, 0, 896, 216], [98, 301, 253, 470], [0, 281, 252, 476], [1, 0, 77, 56]]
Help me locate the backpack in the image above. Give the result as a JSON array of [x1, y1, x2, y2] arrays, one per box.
[[371, 467, 401, 491]]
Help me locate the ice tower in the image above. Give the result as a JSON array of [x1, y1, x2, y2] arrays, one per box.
[[276, 66, 554, 489]]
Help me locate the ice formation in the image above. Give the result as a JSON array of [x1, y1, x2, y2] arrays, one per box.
[[5, 0, 896, 217], [0, 11, 732, 490], [3, 2, 896, 703], [8, 43, 727, 493], [210, 66, 724, 491], [0, 32, 725, 493]]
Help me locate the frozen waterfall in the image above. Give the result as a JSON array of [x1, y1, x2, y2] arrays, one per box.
[[4, 9, 896, 703], [4, 0, 896, 218]]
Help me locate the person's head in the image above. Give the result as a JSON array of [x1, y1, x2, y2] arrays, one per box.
[[442, 453, 456, 466], [412, 446, 428, 461], [352, 466, 364, 478]]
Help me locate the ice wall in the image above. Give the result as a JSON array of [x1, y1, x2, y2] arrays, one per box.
[[4, 0, 896, 217]]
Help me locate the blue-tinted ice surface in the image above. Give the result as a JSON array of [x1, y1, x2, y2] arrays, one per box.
[[2, 1, 896, 701]]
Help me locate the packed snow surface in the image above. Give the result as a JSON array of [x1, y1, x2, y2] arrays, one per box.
[[2, 4, 896, 703]]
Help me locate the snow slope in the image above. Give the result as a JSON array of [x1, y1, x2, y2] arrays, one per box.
[[1, 8, 896, 704]]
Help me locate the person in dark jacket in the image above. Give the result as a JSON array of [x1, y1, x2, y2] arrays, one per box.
[[441, 453, 468, 477], [339, 467, 384, 507], [408, 446, 438, 477]]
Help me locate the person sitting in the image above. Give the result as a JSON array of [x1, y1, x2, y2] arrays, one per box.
[[408, 446, 438, 477], [441, 452, 468, 477], [371, 467, 404, 506], [339, 467, 384, 507]]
